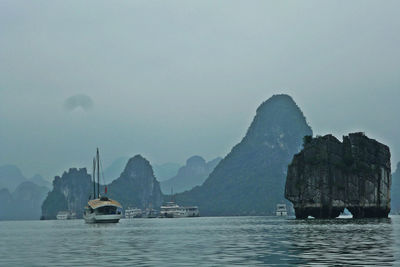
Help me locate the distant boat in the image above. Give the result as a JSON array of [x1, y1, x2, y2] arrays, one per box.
[[125, 207, 143, 218], [276, 204, 288, 216], [83, 148, 123, 223], [159, 202, 199, 218], [56, 211, 76, 220]]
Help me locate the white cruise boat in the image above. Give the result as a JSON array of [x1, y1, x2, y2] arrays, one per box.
[[56, 211, 76, 220], [159, 202, 199, 218], [125, 207, 143, 218], [276, 204, 288, 216], [83, 148, 123, 224]]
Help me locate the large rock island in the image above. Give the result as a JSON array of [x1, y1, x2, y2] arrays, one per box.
[[285, 133, 391, 219]]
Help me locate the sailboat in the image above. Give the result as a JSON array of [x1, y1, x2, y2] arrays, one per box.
[[83, 148, 123, 223]]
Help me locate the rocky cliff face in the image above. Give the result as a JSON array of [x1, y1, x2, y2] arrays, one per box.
[[285, 133, 391, 219], [108, 155, 163, 209], [41, 168, 92, 219], [176, 94, 312, 215], [160, 156, 221, 194]]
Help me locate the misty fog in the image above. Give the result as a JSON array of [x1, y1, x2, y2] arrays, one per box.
[[0, 0, 399, 179]]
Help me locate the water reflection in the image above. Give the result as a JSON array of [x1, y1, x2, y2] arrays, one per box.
[[286, 218, 395, 265]]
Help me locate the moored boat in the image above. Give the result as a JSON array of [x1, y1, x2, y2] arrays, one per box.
[[275, 204, 288, 216], [84, 196, 122, 223], [83, 148, 123, 223], [56, 211, 76, 220], [159, 201, 199, 218], [125, 207, 143, 218]]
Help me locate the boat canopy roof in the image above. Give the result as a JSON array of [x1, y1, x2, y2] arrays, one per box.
[[88, 198, 122, 209]]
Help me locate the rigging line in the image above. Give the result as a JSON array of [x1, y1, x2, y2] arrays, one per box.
[[99, 156, 106, 189]]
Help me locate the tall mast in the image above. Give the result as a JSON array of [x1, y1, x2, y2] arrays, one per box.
[[93, 157, 96, 199], [97, 148, 100, 198]]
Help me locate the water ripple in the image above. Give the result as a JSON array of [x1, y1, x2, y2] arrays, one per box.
[[0, 216, 399, 266]]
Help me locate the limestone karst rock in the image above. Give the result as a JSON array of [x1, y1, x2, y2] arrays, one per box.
[[176, 94, 312, 215], [41, 155, 163, 219], [41, 168, 92, 219], [107, 155, 163, 210], [285, 133, 391, 219]]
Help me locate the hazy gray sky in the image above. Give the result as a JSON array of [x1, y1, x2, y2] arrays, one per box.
[[1, 0, 399, 179]]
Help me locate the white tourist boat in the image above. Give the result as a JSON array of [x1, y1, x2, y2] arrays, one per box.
[[83, 148, 123, 223], [125, 207, 143, 218], [56, 211, 76, 220], [276, 204, 288, 216], [159, 202, 199, 218]]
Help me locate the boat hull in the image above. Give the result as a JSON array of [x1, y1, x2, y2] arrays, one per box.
[[83, 213, 122, 223], [160, 212, 199, 218]]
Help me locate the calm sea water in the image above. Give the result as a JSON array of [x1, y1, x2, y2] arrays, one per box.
[[1, 216, 399, 266]]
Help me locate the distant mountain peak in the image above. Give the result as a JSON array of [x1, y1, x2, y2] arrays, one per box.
[[0, 164, 23, 173], [0, 164, 27, 192], [123, 155, 154, 177], [160, 156, 222, 194], [242, 93, 311, 154], [108, 154, 163, 209], [256, 94, 295, 109], [30, 174, 51, 189], [186, 155, 206, 166], [176, 94, 312, 216], [126, 154, 148, 166]]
